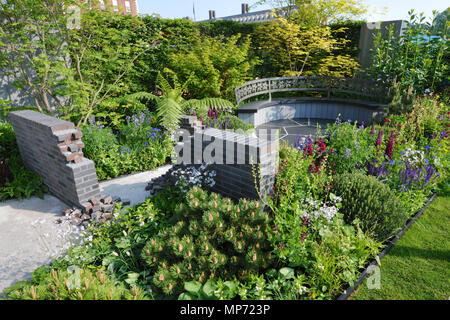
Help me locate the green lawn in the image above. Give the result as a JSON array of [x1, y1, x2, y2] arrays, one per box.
[[351, 196, 450, 300]]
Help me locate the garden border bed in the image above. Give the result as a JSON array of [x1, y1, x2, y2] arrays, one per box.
[[336, 193, 437, 300]]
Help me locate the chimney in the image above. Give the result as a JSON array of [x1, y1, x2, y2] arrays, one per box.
[[242, 3, 249, 14], [209, 10, 216, 20]]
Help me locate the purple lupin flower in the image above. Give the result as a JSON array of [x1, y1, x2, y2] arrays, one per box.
[[215, 108, 219, 119], [385, 130, 395, 159], [200, 115, 204, 126], [376, 130, 384, 149], [225, 118, 230, 130], [370, 123, 376, 135]]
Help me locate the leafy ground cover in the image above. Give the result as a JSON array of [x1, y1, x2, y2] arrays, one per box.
[[351, 196, 450, 300]]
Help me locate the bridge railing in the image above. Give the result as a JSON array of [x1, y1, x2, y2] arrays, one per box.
[[234, 77, 389, 105]]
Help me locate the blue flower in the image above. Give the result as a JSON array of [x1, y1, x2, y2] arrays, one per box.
[[345, 148, 351, 158], [153, 128, 161, 132], [389, 160, 395, 166], [424, 88, 431, 94], [424, 159, 429, 165], [145, 141, 148, 147], [425, 145, 430, 150]]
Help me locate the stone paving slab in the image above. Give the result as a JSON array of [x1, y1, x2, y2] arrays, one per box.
[[0, 165, 172, 298]]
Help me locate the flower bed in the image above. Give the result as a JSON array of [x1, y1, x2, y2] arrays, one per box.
[[81, 111, 173, 181], [2, 94, 448, 300]]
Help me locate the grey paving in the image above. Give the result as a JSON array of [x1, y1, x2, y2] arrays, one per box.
[[0, 165, 172, 298], [255, 118, 334, 146]]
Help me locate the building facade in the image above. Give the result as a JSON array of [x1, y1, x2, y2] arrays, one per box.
[[86, 0, 139, 16], [204, 3, 292, 23]]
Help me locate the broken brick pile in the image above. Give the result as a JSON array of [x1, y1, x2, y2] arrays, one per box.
[[8, 110, 101, 208], [57, 194, 131, 227]]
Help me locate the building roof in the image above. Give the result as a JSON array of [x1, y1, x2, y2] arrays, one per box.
[[201, 7, 291, 24]]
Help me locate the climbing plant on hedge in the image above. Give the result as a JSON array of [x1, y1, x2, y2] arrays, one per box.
[[141, 187, 274, 296]]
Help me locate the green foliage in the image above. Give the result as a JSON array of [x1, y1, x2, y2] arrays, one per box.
[[81, 118, 172, 181], [3, 268, 148, 300], [305, 215, 380, 298], [369, 10, 449, 95], [67, 7, 152, 127], [254, 0, 368, 25], [141, 187, 273, 296], [331, 172, 408, 241], [255, 17, 359, 77], [166, 34, 259, 101], [325, 119, 377, 174], [0, 122, 48, 201], [130, 73, 234, 133]]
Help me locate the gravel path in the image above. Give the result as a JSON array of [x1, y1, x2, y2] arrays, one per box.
[[0, 165, 172, 298]]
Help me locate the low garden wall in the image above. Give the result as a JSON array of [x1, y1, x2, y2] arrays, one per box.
[[177, 126, 279, 200], [8, 110, 100, 208], [238, 98, 387, 127]]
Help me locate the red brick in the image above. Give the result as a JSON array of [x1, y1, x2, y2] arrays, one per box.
[[89, 197, 101, 206], [65, 152, 76, 162], [73, 131, 83, 139], [51, 123, 74, 132]]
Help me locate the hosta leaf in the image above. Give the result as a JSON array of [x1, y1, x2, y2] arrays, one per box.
[[184, 281, 202, 295]]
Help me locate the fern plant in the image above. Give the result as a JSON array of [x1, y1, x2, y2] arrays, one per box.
[[128, 73, 234, 133]]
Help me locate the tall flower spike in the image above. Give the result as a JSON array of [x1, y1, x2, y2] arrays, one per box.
[[371, 123, 376, 135], [376, 130, 383, 149], [385, 130, 394, 159]]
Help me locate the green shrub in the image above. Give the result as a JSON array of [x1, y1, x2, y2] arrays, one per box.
[[0, 122, 48, 201], [141, 187, 273, 296], [331, 172, 408, 241], [3, 268, 148, 300], [81, 117, 173, 181]]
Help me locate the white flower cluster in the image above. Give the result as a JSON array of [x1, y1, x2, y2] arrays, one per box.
[[402, 148, 425, 168], [175, 163, 217, 193], [298, 194, 341, 222], [31, 217, 94, 261]]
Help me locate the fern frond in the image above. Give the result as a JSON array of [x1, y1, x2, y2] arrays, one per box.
[[181, 98, 234, 114], [156, 96, 183, 132], [156, 72, 174, 94], [126, 92, 158, 102]]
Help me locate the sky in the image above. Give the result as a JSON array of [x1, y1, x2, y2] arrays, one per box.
[[137, 0, 449, 22]]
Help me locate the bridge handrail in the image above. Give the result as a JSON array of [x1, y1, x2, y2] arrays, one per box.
[[235, 76, 389, 105]]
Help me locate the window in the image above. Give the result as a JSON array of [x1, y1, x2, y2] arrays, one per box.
[[125, 1, 131, 13], [112, 0, 118, 11]]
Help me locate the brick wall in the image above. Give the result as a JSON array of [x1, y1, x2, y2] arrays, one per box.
[[178, 127, 279, 200], [8, 111, 100, 208]]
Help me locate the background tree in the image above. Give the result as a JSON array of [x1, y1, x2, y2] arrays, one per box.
[[255, 17, 359, 77], [0, 0, 79, 115], [0, 0, 152, 127], [252, 0, 368, 25], [165, 33, 259, 101]]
